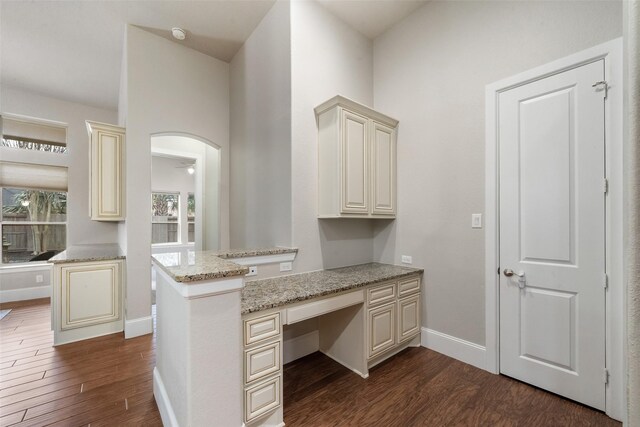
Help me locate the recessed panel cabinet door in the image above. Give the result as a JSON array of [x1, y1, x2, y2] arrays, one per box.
[[371, 121, 396, 215], [398, 294, 420, 343], [368, 302, 396, 359], [341, 110, 369, 214]]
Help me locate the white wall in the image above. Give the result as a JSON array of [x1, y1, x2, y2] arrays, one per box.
[[230, 0, 292, 249], [290, 0, 375, 272], [0, 86, 118, 301], [123, 26, 229, 330], [372, 0, 623, 345]]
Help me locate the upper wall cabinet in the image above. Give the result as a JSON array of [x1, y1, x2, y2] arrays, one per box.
[[86, 121, 125, 221], [315, 96, 398, 219]]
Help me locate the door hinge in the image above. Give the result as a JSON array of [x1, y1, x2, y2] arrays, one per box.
[[604, 179, 609, 195], [593, 80, 608, 99], [604, 273, 609, 290], [603, 368, 610, 384]]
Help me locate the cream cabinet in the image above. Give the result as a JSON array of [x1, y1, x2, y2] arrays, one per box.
[[366, 275, 421, 360], [316, 95, 397, 218], [242, 310, 283, 425], [52, 259, 124, 345], [86, 121, 125, 221]]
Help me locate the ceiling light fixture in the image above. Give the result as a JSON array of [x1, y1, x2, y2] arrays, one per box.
[[21, 200, 30, 207], [172, 27, 186, 41], [187, 166, 195, 175]]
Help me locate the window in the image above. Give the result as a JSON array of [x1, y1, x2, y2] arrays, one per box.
[[1, 188, 67, 264], [1, 116, 67, 154], [152, 192, 179, 244], [187, 193, 195, 243]]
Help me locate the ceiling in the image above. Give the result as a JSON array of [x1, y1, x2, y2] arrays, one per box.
[[0, 0, 427, 111]]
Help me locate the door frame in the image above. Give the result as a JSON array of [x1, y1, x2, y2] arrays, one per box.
[[484, 38, 624, 421]]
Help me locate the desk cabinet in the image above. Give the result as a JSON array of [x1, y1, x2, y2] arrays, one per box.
[[366, 276, 422, 360]]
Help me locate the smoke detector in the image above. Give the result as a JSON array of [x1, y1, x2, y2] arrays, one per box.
[[171, 27, 186, 41]]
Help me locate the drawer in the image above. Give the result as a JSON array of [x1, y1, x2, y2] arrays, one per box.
[[398, 276, 420, 298], [367, 282, 396, 307], [287, 290, 364, 324], [244, 312, 281, 347], [244, 375, 281, 423], [245, 341, 281, 384]]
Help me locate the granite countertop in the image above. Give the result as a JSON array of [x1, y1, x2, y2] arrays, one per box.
[[241, 262, 423, 315], [151, 247, 297, 283], [48, 243, 125, 264], [152, 250, 249, 283], [213, 247, 298, 259]]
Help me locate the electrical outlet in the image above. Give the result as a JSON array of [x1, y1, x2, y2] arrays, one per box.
[[472, 213, 483, 229], [36, 274, 43, 283], [246, 266, 258, 277], [280, 262, 292, 272], [401, 255, 412, 265]]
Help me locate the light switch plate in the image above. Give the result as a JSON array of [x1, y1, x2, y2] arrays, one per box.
[[472, 214, 483, 229], [401, 255, 412, 265], [246, 266, 258, 277]]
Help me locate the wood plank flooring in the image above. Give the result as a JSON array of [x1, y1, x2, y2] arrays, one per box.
[[0, 299, 620, 426], [284, 350, 620, 426], [0, 299, 160, 426]]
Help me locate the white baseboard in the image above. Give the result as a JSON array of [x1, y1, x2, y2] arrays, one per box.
[[421, 327, 487, 371], [283, 330, 319, 364], [154, 367, 179, 427], [125, 315, 153, 339], [0, 286, 50, 303]]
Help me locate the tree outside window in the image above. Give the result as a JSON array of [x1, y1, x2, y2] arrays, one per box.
[[1, 188, 67, 263], [151, 192, 179, 244]]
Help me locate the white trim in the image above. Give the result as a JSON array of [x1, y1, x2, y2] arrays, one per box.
[[283, 330, 319, 364], [152, 262, 244, 299], [421, 327, 487, 371], [153, 367, 179, 427], [124, 315, 153, 339], [0, 285, 50, 303], [228, 252, 296, 266], [484, 38, 624, 420]]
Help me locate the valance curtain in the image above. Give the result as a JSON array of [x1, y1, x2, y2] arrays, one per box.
[[0, 161, 68, 192]]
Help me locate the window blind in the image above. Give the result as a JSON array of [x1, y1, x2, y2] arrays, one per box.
[[0, 161, 68, 191], [1, 116, 67, 146]]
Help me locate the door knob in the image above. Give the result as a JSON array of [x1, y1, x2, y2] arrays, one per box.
[[503, 269, 526, 288]]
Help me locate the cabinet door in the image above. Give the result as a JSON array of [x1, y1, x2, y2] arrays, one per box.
[[90, 125, 125, 220], [368, 302, 396, 359], [340, 110, 369, 214], [60, 262, 121, 330], [371, 121, 396, 216], [398, 294, 421, 343]]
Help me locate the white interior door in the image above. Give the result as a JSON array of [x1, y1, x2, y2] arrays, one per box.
[[499, 60, 606, 410]]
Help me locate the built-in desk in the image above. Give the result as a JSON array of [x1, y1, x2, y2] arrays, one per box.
[[241, 263, 423, 426], [151, 253, 422, 427]]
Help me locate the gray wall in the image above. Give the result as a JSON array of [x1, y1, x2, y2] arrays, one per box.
[[372, 0, 623, 345], [290, 0, 375, 272], [229, 0, 292, 249]]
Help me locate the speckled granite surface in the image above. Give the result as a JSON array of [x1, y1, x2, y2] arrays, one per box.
[[213, 247, 298, 259], [241, 262, 422, 314], [48, 244, 125, 264], [152, 250, 249, 283]]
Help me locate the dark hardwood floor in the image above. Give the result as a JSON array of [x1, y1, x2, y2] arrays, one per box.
[[0, 299, 619, 426], [284, 350, 619, 427]]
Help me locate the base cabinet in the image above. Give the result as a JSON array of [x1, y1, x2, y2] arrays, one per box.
[[366, 276, 421, 360], [52, 259, 124, 345]]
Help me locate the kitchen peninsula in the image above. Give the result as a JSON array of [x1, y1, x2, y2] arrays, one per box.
[[152, 249, 422, 427]]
